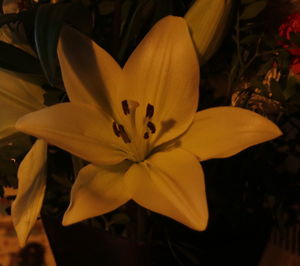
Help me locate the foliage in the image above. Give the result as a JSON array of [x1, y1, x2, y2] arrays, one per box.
[[0, 0, 299, 265]]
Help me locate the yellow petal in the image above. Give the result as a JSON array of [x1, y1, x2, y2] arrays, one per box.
[[57, 26, 124, 118], [179, 107, 282, 161], [62, 162, 131, 225], [11, 139, 47, 247], [125, 148, 208, 230], [0, 105, 27, 139], [0, 68, 44, 111], [0, 68, 45, 139], [123, 16, 199, 146], [16, 103, 129, 165]]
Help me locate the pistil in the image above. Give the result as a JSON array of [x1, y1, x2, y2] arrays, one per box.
[[111, 100, 158, 162]]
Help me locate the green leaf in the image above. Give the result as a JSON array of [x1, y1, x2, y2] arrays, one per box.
[[35, 3, 92, 85], [240, 0, 267, 20], [42, 85, 65, 106], [284, 76, 300, 100], [151, 0, 175, 24], [118, 0, 155, 63], [0, 134, 32, 188], [0, 186, 4, 198], [118, 0, 180, 63], [289, 32, 300, 46], [240, 35, 259, 45], [241, 0, 257, 4], [0, 41, 42, 74], [270, 79, 285, 102], [0, 13, 19, 27], [110, 213, 130, 225]]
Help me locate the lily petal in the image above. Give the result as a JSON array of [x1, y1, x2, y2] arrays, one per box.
[[57, 26, 124, 117], [0, 68, 44, 111], [125, 148, 208, 230], [179, 107, 282, 161], [0, 105, 28, 139], [123, 16, 199, 146], [62, 162, 131, 225], [16, 103, 128, 165], [11, 139, 47, 247], [0, 68, 45, 139]]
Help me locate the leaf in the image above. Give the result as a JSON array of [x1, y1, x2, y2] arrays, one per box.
[[270, 80, 285, 102], [240, 0, 267, 20], [118, 0, 180, 63], [289, 32, 300, 46], [284, 76, 299, 100], [0, 186, 4, 198], [241, 0, 257, 4], [240, 35, 259, 45], [110, 213, 130, 225], [0, 41, 42, 73], [118, 0, 155, 63], [35, 3, 92, 85], [42, 85, 65, 106], [0, 13, 19, 27]]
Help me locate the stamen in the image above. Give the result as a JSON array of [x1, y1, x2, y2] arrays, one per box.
[[118, 124, 131, 144], [122, 100, 130, 115], [144, 132, 149, 139], [147, 121, 156, 134], [112, 121, 120, 137], [146, 104, 154, 118]]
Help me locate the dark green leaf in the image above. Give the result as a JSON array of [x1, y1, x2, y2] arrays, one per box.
[[0, 13, 19, 27], [0, 186, 4, 198], [110, 213, 130, 225], [0, 41, 42, 73], [289, 32, 300, 46], [270, 79, 285, 102], [284, 76, 298, 100], [35, 3, 92, 85], [42, 85, 65, 106], [289, 95, 300, 105], [118, 0, 155, 63], [240, 0, 267, 20], [240, 35, 259, 45], [241, 0, 257, 4], [150, 0, 175, 24]]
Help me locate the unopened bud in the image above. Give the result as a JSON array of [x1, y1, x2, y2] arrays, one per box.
[[185, 0, 232, 64]]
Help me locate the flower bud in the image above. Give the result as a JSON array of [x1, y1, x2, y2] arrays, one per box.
[[185, 0, 232, 64]]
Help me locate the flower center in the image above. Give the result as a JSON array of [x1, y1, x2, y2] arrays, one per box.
[[111, 100, 157, 162]]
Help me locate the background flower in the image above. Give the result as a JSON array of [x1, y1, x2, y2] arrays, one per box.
[[279, 13, 300, 56]]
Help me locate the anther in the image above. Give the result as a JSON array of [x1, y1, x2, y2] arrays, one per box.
[[147, 121, 156, 134], [146, 104, 154, 118], [122, 100, 130, 115], [118, 124, 131, 144], [112, 121, 120, 137], [144, 132, 149, 139]]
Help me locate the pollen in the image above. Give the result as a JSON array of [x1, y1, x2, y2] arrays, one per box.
[[118, 124, 131, 144], [146, 104, 154, 118], [121, 100, 130, 115], [144, 132, 149, 139], [112, 121, 120, 137], [112, 121, 131, 144], [147, 121, 156, 134]]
